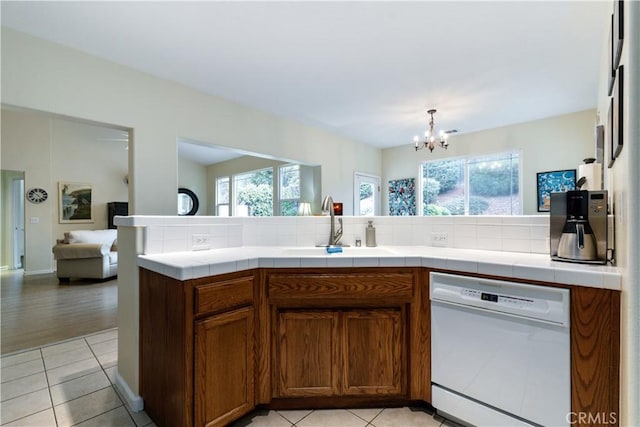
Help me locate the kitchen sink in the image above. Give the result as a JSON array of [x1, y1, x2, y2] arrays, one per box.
[[280, 247, 398, 256]]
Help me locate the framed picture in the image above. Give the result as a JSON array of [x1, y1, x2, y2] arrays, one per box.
[[607, 97, 615, 168], [388, 178, 416, 216], [59, 182, 93, 223], [607, 13, 616, 96], [612, 64, 624, 161], [595, 124, 605, 184], [613, 0, 624, 70], [536, 169, 576, 212]]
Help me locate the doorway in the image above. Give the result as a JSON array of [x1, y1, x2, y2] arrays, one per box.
[[354, 172, 381, 216], [1, 170, 25, 271]]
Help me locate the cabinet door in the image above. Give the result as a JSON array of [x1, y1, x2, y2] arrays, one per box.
[[195, 307, 254, 427], [276, 311, 340, 397], [342, 309, 405, 396]]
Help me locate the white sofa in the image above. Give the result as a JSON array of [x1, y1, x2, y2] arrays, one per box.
[[52, 229, 118, 281]]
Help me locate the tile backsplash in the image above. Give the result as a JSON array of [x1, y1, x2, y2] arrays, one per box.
[[133, 215, 550, 256]]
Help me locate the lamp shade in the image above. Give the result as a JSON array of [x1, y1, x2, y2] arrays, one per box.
[[297, 202, 312, 216]]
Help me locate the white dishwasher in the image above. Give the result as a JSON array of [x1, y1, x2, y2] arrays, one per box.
[[430, 272, 570, 427]]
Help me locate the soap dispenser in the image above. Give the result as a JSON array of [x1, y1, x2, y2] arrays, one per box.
[[365, 220, 377, 247]]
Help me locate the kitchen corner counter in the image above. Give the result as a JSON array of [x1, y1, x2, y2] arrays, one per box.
[[137, 246, 621, 290]]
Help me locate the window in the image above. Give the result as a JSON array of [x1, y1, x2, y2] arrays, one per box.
[[216, 177, 229, 216], [279, 164, 300, 216], [422, 152, 521, 216], [233, 168, 273, 216], [354, 173, 381, 216]]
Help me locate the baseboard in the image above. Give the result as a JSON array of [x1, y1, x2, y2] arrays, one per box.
[[114, 371, 144, 412], [23, 269, 55, 276], [0, 265, 9, 271]]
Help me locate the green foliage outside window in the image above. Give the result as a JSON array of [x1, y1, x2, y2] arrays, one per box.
[[423, 177, 441, 204], [423, 160, 461, 193], [424, 204, 451, 216], [281, 200, 299, 216], [237, 183, 273, 216], [444, 196, 489, 215], [469, 159, 519, 197]]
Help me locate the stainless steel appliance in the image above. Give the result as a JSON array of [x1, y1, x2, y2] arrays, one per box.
[[430, 272, 571, 426], [550, 190, 607, 264]]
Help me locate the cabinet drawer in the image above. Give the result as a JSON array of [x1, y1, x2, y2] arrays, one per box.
[[195, 276, 254, 316], [268, 272, 414, 300]]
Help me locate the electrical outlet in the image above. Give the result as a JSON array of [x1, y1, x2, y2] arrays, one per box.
[[192, 234, 210, 250], [431, 232, 449, 247]]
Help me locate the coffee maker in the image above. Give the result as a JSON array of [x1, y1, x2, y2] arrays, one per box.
[[550, 190, 607, 264]]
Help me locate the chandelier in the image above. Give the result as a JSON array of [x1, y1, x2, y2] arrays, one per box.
[[413, 109, 456, 152]]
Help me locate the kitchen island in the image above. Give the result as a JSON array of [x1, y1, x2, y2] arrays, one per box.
[[138, 246, 620, 427]]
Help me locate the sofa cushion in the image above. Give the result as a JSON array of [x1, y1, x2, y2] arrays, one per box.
[[65, 230, 117, 247], [53, 243, 110, 260]]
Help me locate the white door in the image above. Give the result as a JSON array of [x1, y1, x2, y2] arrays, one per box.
[[12, 177, 25, 269], [354, 173, 380, 216]]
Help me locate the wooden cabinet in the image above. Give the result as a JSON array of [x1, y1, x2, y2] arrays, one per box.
[[266, 269, 417, 402], [342, 309, 404, 396], [140, 269, 257, 427], [276, 310, 340, 397], [274, 308, 405, 398], [195, 307, 254, 427]]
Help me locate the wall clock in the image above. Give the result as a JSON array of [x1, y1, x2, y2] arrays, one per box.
[[26, 188, 48, 204]]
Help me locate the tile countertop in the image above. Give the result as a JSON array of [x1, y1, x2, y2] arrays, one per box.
[[136, 246, 621, 291]]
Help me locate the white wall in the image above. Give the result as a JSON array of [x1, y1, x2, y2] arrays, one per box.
[[178, 157, 207, 216], [596, 3, 639, 425], [382, 110, 596, 215], [51, 117, 129, 236]]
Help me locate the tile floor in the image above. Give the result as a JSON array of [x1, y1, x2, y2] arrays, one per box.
[[1, 329, 457, 427], [231, 407, 455, 427], [1, 329, 152, 427]]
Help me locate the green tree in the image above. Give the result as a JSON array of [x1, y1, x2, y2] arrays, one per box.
[[444, 196, 489, 215], [423, 160, 462, 193], [469, 160, 519, 196], [281, 200, 299, 216], [238, 184, 273, 216], [250, 169, 273, 186], [424, 204, 451, 216], [423, 178, 441, 204]]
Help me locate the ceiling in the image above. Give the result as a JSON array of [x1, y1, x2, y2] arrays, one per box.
[[1, 1, 608, 149]]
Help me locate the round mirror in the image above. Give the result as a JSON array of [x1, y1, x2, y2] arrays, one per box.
[[178, 188, 199, 216]]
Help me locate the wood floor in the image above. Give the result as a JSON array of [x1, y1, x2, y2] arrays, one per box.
[[0, 270, 118, 355]]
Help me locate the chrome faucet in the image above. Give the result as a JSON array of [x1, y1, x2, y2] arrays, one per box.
[[321, 195, 343, 246]]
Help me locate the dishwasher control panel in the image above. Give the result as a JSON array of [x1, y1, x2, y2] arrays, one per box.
[[462, 289, 535, 309], [431, 272, 570, 326]]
